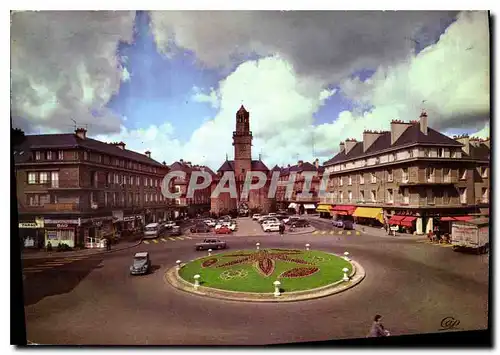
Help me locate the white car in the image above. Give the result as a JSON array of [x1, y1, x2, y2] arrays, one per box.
[[252, 214, 261, 220], [163, 221, 176, 228], [204, 219, 216, 227], [268, 213, 277, 217], [261, 219, 279, 228], [214, 224, 222, 230], [263, 223, 280, 232], [228, 223, 237, 231]]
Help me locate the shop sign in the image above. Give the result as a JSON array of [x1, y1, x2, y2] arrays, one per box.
[[123, 215, 142, 222], [19, 222, 39, 229], [57, 224, 69, 228], [45, 218, 81, 226]]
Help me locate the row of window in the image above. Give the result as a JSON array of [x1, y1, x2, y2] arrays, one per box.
[[328, 187, 483, 205], [27, 171, 59, 187], [33, 150, 163, 174], [26, 192, 171, 207], [98, 172, 163, 188]]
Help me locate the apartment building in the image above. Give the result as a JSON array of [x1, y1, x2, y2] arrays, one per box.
[[274, 159, 324, 214], [321, 112, 490, 235], [15, 128, 174, 249], [169, 159, 216, 217]]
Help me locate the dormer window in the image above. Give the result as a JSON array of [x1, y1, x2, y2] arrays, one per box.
[[35, 151, 41, 160]]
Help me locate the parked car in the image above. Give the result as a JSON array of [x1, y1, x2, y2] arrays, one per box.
[[228, 222, 237, 231], [190, 223, 211, 233], [332, 220, 345, 228], [169, 226, 182, 236], [284, 216, 300, 225], [204, 219, 216, 227], [252, 214, 262, 220], [268, 213, 277, 217], [195, 238, 227, 251], [291, 219, 310, 228], [163, 221, 176, 229], [129, 252, 151, 275], [215, 226, 232, 234], [260, 216, 279, 224], [262, 219, 279, 228], [343, 220, 354, 230], [263, 223, 281, 232]]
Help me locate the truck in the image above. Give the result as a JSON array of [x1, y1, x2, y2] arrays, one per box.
[[451, 217, 489, 254]]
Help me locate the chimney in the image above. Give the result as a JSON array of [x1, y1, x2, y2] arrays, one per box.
[[145, 150, 151, 159], [180, 159, 184, 163], [75, 127, 87, 140], [116, 141, 125, 150], [298, 160, 303, 167], [363, 130, 383, 152], [344, 138, 357, 155], [339, 142, 345, 153], [390, 119, 411, 145], [419, 111, 428, 135], [314, 158, 319, 168], [287, 164, 291, 168], [454, 134, 470, 156]]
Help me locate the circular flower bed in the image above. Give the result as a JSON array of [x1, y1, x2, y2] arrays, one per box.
[[178, 249, 352, 293]]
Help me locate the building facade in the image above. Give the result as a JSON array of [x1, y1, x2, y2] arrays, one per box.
[[210, 106, 274, 216], [15, 128, 174, 249], [320, 112, 490, 235], [274, 159, 324, 214], [169, 160, 216, 218]]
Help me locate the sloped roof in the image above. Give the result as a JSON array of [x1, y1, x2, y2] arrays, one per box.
[[216, 160, 269, 172], [13, 133, 165, 167], [278, 161, 324, 176], [324, 125, 464, 166]]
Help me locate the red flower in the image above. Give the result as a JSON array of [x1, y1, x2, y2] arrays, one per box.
[[202, 258, 218, 268], [257, 258, 275, 276], [279, 267, 320, 278]]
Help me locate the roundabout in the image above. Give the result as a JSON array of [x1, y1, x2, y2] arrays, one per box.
[[167, 248, 365, 301]]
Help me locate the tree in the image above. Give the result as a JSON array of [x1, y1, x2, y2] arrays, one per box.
[[11, 127, 25, 146]]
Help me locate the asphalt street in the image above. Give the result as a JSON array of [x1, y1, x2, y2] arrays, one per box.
[[21, 218, 489, 345]]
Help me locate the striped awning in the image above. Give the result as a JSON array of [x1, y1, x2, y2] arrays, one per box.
[[400, 216, 416, 227], [316, 204, 332, 213], [353, 207, 384, 224], [288, 203, 297, 209], [388, 215, 405, 225]]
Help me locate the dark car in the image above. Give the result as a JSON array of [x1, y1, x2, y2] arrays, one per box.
[[130, 252, 151, 275], [169, 226, 182, 236], [332, 220, 344, 228], [195, 238, 227, 251], [190, 223, 211, 233], [343, 220, 354, 230], [291, 219, 310, 228]]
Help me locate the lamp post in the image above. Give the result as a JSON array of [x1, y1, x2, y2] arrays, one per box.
[[208, 249, 212, 256], [305, 243, 310, 251], [343, 251, 350, 261], [176, 260, 181, 270], [342, 268, 350, 282], [256, 243, 260, 250], [273, 281, 281, 297], [194, 274, 201, 289]]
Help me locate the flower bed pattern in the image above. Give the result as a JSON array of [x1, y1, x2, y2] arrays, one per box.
[[256, 259, 275, 276], [202, 258, 218, 268], [219, 269, 248, 281], [279, 267, 320, 278]]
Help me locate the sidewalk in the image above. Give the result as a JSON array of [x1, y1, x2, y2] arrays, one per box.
[[21, 240, 142, 260], [355, 224, 424, 239]]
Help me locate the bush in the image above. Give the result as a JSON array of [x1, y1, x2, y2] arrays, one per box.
[[56, 243, 72, 252]]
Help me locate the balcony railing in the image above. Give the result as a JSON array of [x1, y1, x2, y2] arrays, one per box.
[[21, 202, 80, 212]]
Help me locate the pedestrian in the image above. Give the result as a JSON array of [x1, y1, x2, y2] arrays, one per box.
[[367, 315, 390, 337]]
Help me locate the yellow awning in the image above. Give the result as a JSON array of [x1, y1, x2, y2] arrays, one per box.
[[353, 207, 384, 224], [316, 204, 332, 213]]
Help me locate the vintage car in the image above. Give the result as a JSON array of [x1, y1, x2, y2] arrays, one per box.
[[291, 219, 310, 228], [163, 221, 176, 229], [190, 223, 211, 233], [252, 214, 262, 220], [284, 216, 300, 225], [195, 238, 227, 251], [129, 252, 151, 276], [204, 219, 217, 227], [263, 222, 281, 232], [215, 226, 232, 234], [169, 226, 182, 236]]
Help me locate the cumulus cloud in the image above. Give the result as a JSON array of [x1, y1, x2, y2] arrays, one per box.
[[191, 86, 220, 109], [11, 11, 136, 135], [150, 10, 458, 90]]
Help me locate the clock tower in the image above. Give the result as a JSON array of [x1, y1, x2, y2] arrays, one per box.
[[233, 105, 253, 183]]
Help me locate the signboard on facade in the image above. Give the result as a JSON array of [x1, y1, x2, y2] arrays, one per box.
[[112, 210, 124, 221], [56, 224, 69, 228], [123, 215, 142, 222], [45, 218, 81, 226], [19, 222, 39, 229]]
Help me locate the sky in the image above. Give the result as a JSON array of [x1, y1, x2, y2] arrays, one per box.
[[11, 10, 490, 170]]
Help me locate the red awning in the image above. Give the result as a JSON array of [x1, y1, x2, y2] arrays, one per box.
[[440, 216, 473, 222], [331, 205, 356, 215], [400, 216, 416, 227], [388, 215, 405, 225]]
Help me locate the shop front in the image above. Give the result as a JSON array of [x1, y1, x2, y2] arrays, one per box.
[[44, 218, 81, 248], [330, 205, 356, 221], [316, 204, 333, 219], [18, 218, 44, 249], [288, 203, 298, 214], [302, 203, 317, 215], [388, 215, 417, 234], [83, 217, 114, 249], [353, 207, 384, 227]]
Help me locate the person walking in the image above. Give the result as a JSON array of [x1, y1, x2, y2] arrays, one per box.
[[368, 315, 390, 337]]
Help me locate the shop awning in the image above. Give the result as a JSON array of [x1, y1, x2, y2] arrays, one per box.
[[304, 204, 316, 209], [331, 205, 356, 216], [288, 203, 297, 209], [400, 216, 416, 227], [316, 204, 332, 213], [388, 215, 406, 225], [441, 216, 473, 222], [353, 207, 384, 224]]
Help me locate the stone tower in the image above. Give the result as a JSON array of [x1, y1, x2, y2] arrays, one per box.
[[233, 105, 252, 183]]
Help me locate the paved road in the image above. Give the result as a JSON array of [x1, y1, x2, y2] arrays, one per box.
[[21, 220, 489, 345]]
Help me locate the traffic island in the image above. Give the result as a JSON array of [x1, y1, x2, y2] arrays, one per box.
[[165, 249, 365, 302]]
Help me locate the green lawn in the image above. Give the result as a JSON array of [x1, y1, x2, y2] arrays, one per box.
[[178, 249, 352, 293]]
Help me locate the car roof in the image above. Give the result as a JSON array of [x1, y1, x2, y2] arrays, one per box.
[[145, 223, 159, 228], [134, 252, 148, 258]]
